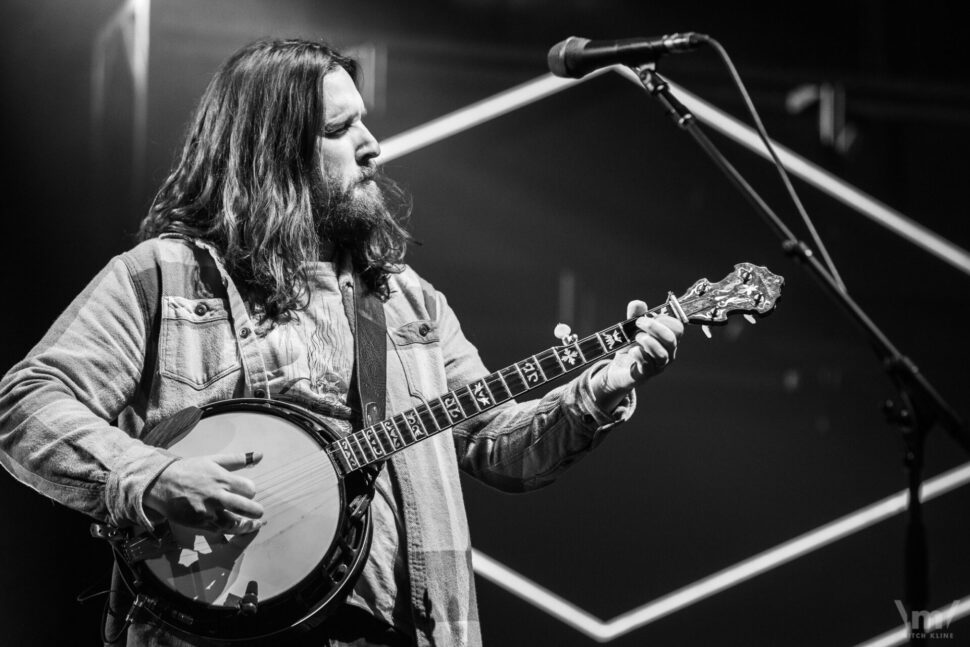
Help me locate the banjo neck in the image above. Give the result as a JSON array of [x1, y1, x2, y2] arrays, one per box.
[[326, 262, 783, 475]]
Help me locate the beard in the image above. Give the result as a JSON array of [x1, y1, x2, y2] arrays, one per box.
[[312, 166, 411, 293], [315, 169, 391, 250]]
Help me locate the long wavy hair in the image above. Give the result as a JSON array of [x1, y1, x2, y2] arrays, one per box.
[[138, 39, 410, 318]]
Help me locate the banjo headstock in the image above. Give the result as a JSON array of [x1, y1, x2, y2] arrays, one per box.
[[678, 262, 784, 324]]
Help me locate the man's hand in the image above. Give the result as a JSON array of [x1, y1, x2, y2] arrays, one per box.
[[144, 453, 265, 534], [593, 300, 685, 411]]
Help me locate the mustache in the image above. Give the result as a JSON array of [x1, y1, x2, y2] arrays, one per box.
[[358, 163, 378, 183]]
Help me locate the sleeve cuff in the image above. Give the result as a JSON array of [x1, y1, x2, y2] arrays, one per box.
[[576, 360, 636, 431], [104, 444, 180, 530]]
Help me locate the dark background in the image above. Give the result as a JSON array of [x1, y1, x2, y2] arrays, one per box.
[[2, 1, 969, 645]]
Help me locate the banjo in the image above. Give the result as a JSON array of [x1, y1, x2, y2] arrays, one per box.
[[94, 262, 783, 643]]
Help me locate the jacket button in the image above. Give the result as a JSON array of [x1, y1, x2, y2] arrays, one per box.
[[240, 327, 251, 339], [194, 304, 208, 316], [254, 388, 266, 398], [418, 323, 430, 336]]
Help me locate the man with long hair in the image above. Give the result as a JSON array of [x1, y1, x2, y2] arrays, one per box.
[[0, 39, 682, 646]]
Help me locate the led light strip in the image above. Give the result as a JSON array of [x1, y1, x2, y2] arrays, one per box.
[[377, 69, 608, 164], [855, 596, 970, 647], [377, 68, 970, 277], [472, 461, 970, 641], [609, 66, 970, 277]]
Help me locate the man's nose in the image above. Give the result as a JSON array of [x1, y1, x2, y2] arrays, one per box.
[[357, 124, 381, 163]]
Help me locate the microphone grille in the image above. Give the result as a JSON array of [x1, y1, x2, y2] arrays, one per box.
[[546, 36, 589, 78]]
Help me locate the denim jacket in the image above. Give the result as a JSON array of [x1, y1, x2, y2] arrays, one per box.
[[0, 237, 633, 646]]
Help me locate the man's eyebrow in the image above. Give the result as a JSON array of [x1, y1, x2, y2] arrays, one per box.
[[326, 105, 365, 125]]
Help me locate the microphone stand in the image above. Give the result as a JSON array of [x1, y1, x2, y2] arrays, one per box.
[[630, 62, 969, 646]]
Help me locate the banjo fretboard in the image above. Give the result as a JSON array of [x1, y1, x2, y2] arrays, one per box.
[[324, 262, 783, 474], [327, 303, 686, 473]]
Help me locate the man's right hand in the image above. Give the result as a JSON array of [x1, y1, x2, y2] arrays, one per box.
[[144, 453, 265, 534]]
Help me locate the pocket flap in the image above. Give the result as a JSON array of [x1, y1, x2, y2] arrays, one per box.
[[162, 297, 229, 324], [390, 320, 439, 346]]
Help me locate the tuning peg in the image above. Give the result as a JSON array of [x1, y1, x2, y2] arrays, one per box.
[[743, 314, 757, 324], [701, 325, 712, 339], [554, 323, 578, 345]]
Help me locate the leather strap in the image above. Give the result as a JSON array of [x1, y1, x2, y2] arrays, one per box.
[[350, 274, 387, 427]]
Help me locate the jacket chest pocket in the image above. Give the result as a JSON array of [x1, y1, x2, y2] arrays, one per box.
[[159, 296, 241, 389], [386, 319, 448, 400], [389, 319, 439, 347]]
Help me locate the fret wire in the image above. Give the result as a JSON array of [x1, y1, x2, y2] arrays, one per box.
[[482, 376, 500, 404], [485, 374, 510, 402], [424, 401, 449, 431], [370, 427, 387, 456], [511, 364, 531, 392], [594, 332, 609, 353], [549, 347, 567, 372], [617, 323, 631, 343], [480, 378, 497, 403], [467, 383, 486, 408], [346, 433, 362, 464], [573, 341, 587, 363], [364, 429, 383, 459], [463, 385, 483, 413], [578, 337, 605, 364], [405, 410, 428, 439], [495, 370, 513, 398], [352, 432, 373, 465], [468, 380, 495, 409], [436, 395, 458, 425], [412, 406, 434, 434], [450, 391, 471, 418], [379, 428, 393, 455], [379, 421, 399, 452], [362, 428, 378, 458], [335, 441, 354, 469], [390, 415, 412, 445], [456, 387, 481, 414], [531, 354, 548, 381], [500, 365, 526, 396], [366, 428, 385, 457], [357, 430, 377, 463], [341, 438, 360, 469], [438, 391, 464, 427]]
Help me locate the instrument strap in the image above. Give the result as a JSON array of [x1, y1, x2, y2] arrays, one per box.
[[351, 273, 387, 427]]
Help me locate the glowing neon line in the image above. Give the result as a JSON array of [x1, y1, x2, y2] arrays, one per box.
[[611, 67, 970, 277], [471, 551, 605, 637], [855, 596, 970, 647], [472, 461, 970, 641], [376, 69, 609, 164], [377, 68, 970, 276]]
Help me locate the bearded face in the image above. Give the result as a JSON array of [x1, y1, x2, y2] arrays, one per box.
[[312, 67, 399, 259], [315, 166, 398, 254], [141, 42, 409, 318]]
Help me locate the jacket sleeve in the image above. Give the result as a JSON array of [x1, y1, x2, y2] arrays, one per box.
[[0, 254, 177, 528], [431, 285, 636, 492]]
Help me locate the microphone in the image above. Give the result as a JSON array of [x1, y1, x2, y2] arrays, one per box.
[[547, 34, 705, 79]]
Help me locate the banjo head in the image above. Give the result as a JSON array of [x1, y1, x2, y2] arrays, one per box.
[[125, 399, 373, 642]]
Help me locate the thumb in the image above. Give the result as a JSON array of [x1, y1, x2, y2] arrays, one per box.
[[603, 353, 638, 394], [626, 300, 649, 319], [211, 451, 263, 471]]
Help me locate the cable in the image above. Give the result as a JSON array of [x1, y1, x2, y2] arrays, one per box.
[[695, 34, 848, 294]]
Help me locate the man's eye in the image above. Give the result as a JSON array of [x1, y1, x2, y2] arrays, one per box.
[[325, 125, 349, 138]]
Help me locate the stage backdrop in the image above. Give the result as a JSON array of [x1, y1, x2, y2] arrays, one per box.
[[1, 1, 968, 645]]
